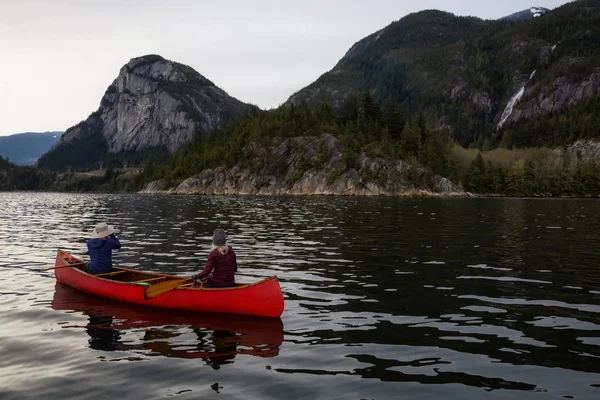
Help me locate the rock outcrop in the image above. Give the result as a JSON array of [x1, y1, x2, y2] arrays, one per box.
[[38, 55, 256, 171], [567, 139, 600, 160], [141, 134, 465, 196], [502, 70, 600, 126]]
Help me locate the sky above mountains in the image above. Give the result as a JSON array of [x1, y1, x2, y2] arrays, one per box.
[[0, 0, 570, 136]]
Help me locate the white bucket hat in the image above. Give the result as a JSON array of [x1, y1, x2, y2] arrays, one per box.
[[90, 222, 115, 239]]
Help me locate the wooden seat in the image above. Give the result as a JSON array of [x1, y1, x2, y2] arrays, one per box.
[[132, 277, 165, 284], [95, 270, 126, 277]]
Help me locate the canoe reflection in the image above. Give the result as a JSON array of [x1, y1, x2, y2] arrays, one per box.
[[51, 282, 284, 367]]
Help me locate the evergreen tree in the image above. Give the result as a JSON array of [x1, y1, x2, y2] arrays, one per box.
[[339, 93, 360, 125], [423, 129, 453, 176], [465, 153, 488, 193], [400, 120, 422, 159], [507, 160, 527, 196], [380, 97, 406, 140]]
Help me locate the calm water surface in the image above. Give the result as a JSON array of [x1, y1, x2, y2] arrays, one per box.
[[1, 193, 600, 399]]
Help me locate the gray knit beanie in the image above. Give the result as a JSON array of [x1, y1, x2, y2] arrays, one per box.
[[212, 229, 226, 245]]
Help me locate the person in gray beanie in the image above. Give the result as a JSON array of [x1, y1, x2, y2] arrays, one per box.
[[193, 228, 237, 288]]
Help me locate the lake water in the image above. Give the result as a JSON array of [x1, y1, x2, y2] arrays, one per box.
[[1, 192, 600, 399]]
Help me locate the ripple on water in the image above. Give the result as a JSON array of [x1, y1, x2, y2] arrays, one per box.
[[1, 193, 600, 399]]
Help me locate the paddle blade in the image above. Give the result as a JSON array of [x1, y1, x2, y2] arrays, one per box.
[[144, 279, 190, 300]]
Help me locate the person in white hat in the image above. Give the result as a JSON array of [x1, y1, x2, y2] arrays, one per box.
[[86, 222, 121, 274]]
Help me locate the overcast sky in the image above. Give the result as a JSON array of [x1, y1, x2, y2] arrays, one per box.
[[0, 0, 571, 136]]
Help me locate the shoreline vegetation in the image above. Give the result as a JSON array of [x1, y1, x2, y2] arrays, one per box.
[[3, 96, 600, 198], [2, 149, 600, 199]]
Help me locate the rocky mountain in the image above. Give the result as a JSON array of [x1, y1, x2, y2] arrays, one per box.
[[0, 131, 62, 165], [37, 55, 257, 171], [501, 6, 549, 21], [285, 1, 600, 147]]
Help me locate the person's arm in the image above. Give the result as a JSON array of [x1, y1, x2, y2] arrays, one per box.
[[107, 233, 121, 249], [232, 248, 237, 272], [196, 251, 216, 279]]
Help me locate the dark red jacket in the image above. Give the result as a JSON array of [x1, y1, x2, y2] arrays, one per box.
[[196, 247, 237, 286]]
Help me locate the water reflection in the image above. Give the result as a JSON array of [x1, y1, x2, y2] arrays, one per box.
[[277, 352, 538, 391], [51, 282, 283, 366], [4, 193, 600, 399], [86, 314, 122, 351]]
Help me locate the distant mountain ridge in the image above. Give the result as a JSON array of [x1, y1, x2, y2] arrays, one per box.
[[37, 55, 257, 171], [0, 132, 62, 165], [501, 6, 550, 21], [286, 1, 600, 147]]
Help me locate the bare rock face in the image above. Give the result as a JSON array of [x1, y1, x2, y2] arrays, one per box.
[[164, 134, 464, 196], [502, 70, 600, 125], [140, 179, 174, 194], [567, 139, 600, 160], [450, 78, 468, 99], [40, 55, 255, 168]]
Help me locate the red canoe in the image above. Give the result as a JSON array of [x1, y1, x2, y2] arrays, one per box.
[[52, 249, 284, 318]]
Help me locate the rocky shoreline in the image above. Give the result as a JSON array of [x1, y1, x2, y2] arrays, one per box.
[[140, 134, 467, 197], [139, 184, 471, 198]]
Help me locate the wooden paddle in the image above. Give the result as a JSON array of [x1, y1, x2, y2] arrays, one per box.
[[143, 278, 193, 300], [42, 262, 87, 271]]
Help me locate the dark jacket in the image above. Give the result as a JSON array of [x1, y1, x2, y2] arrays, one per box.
[[87, 235, 121, 274], [195, 246, 237, 287]]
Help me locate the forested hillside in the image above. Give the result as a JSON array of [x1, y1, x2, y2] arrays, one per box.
[[140, 93, 600, 197], [0, 156, 56, 190], [287, 0, 600, 149]]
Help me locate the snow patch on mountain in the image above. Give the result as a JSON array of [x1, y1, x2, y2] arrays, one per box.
[[501, 6, 549, 21], [530, 7, 544, 17]]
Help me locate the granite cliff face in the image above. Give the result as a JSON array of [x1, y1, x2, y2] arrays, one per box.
[[142, 134, 464, 196], [38, 55, 255, 171]]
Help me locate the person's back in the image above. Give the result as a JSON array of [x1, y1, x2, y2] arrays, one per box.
[[194, 229, 237, 288], [87, 222, 121, 274], [205, 246, 237, 287]]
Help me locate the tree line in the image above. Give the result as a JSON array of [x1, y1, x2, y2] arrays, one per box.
[[0, 156, 56, 191], [4, 89, 599, 196], [139, 93, 457, 186], [141, 91, 600, 197]]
